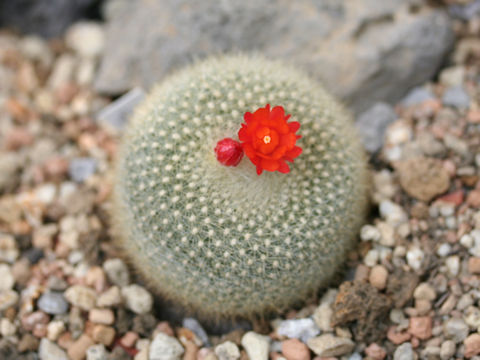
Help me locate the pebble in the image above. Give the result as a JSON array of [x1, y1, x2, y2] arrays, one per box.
[[215, 341, 240, 360], [86, 344, 108, 360], [276, 318, 320, 342], [65, 22, 105, 58], [69, 157, 97, 182], [401, 87, 435, 106], [97, 285, 122, 307], [364, 249, 379, 267], [377, 222, 395, 247], [89, 308, 115, 325], [406, 247, 424, 271], [379, 200, 407, 226], [92, 324, 116, 346], [241, 332, 271, 360], [0, 234, 19, 263], [365, 343, 387, 360], [149, 332, 184, 360], [0, 264, 14, 291], [437, 243, 451, 257], [360, 224, 381, 242], [313, 304, 333, 332], [0, 318, 16, 337], [64, 285, 97, 310], [47, 320, 65, 341], [103, 258, 130, 286], [369, 265, 388, 290], [355, 102, 397, 153], [440, 340, 456, 360], [121, 284, 153, 314], [0, 289, 19, 311], [465, 333, 480, 358], [182, 317, 209, 346], [38, 338, 68, 360], [465, 306, 480, 330], [393, 342, 414, 360], [439, 66, 465, 87], [469, 258, 480, 274], [446, 255, 460, 277], [442, 85, 470, 109], [68, 334, 95, 360], [444, 318, 469, 343], [307, 334, 354, 357], [37, 292, 69, 315], [48, 54, 76, 89], [413, 283, 436, 301], [282, 338, 311, 360], [408, 317, 432, 340]]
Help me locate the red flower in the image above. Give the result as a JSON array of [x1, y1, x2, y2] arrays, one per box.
[[238, 104, 302, 175], [214, 138, 244, 166]]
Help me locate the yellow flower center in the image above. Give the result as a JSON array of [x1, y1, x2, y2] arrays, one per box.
[[263, 135, 271, 144]]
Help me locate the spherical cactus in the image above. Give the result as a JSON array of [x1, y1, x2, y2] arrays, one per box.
[[112, 55, 369, 319]]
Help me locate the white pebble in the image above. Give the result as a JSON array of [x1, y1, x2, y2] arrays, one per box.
[[446, 256, 460, 277], [437, 243, 451, 257], [461, 234, 474, 248], [360, 225, 381, 242], [406, 247, 424, 271], [364, 249, 379, 267], [241, 332, 270, 360]]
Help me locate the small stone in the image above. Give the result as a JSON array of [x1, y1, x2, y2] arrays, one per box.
[[369, 265, 388, 290], [465, 307, 480, 330], [469, 258, 480, 274], [379, 200, 407, 226], [47, 320, 66, 341], [396, 157, 450, 202], [37, 292, 69, 315], [465, 334, 480, 358], [364, 343, 387, 360], [393, 342, 414, 360], [97, 285, 122, 307], [48, 54, 76, 89], [0, 290, 19, 311], [215, 341, 240, 360], [182, 318, 209, 346], [307, 334, 354, 357], [120, 331, 139, 347], [68, 334, 95, 360], [69, 158, 97, 182], [387, 326, 411, 345], [413, 283, 436, 301], [277, 318, 319, 342], [313, 304, 333, 332], [0, 264, 14, 291], [402, 87, 435, 107], [86, 344, 108, 360], [444, 318, 469, 343], [355, 102, 397, 153], [0, 318, 16, 337], [446, 255, 460, 277], [442, 86, 470, 109], [439, 66, 465, 87], [457, 293, 474, 311], [406, 247, 424, 271], [282, 338, 310, 360], [461, 234, 474, 248], [360, 225, 381, 242], [39, 338, 68, 360], [121, 284, 153, 314], [436, 243, 451, 257], [241, 331, 271, 360], [364, 249, 379, 267], [18, 333, 40, 352], [103, 258, 130, 286], [377, 222, 395, 247], [65, 22, 105, 58], [64, 285, 97, 310], [0, 234, 19, 263], [92, 325, 116, 346], [149, 332, 184, 360], [89, 308, 115, 325], [408, 317, 432, 340], [440, 340, 456, 360]]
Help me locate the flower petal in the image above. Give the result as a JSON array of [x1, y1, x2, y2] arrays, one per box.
[[278, 161, 290, 173], [288, 121, 300, 133], [261, 158, 280, 172]]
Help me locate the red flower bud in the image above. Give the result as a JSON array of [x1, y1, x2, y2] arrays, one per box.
[[214, 138, 244, 166]]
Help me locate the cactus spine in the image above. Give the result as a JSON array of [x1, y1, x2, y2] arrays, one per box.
[[112, 55, 369, 318]]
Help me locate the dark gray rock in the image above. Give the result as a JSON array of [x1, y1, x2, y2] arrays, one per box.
[[356, 103, 397, 153], [442, 86, 471, 109], [0, 0, 101, 38], [95, 0, 454, 114], [37, 292, 69, 315]]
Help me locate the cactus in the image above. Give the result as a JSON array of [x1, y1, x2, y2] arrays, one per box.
[[112, 55, 369, 319]]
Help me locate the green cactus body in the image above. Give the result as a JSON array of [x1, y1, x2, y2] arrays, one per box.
[[112, 55, 369, 318]]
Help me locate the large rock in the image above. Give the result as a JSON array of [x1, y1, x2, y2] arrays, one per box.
[[95, 0, 454, 113], [0, 0, 100, 38]]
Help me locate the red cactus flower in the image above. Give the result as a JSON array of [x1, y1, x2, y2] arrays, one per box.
[[214, 137, 244, 166], [238, 104, 302, 175]]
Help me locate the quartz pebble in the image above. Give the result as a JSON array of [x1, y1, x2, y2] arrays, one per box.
[[39, 338, 68, 360], [277, 318, 319, 342], [37, 292, 69, 315], [121, 284, 153, 314], [65, 22, 105, 58], [0, 264, 14, 291], [369, 265, 388, 290], [393, 342, 414, 360], [97, 285, 122, 307], [215, 341, 240, 360], [465, 333, 480, 358], [282, 338, 311, 360], [440, 340, 456, 360], [182, 317, 209, 346], [413, 283, 436, 301], [307, 334, 354, 357], [86, 344, 108, 360], [103, 258, 130, 286], [0, 290, 19, 311], [68, 334, 95, 360], [406, 248, 424, 271], [408, 317, 432, 340], [444, 318, 469, 343], [241, 331, 271, 360], [64, 285, 97, 310], [89, 308, 115, 325], [149, 332, 184, 360]]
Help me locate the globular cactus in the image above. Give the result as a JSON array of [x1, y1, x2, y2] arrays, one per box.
[[112, 55, 369, 319]]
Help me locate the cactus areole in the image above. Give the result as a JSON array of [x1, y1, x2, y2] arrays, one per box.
[[112, 55, 369, 319]]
